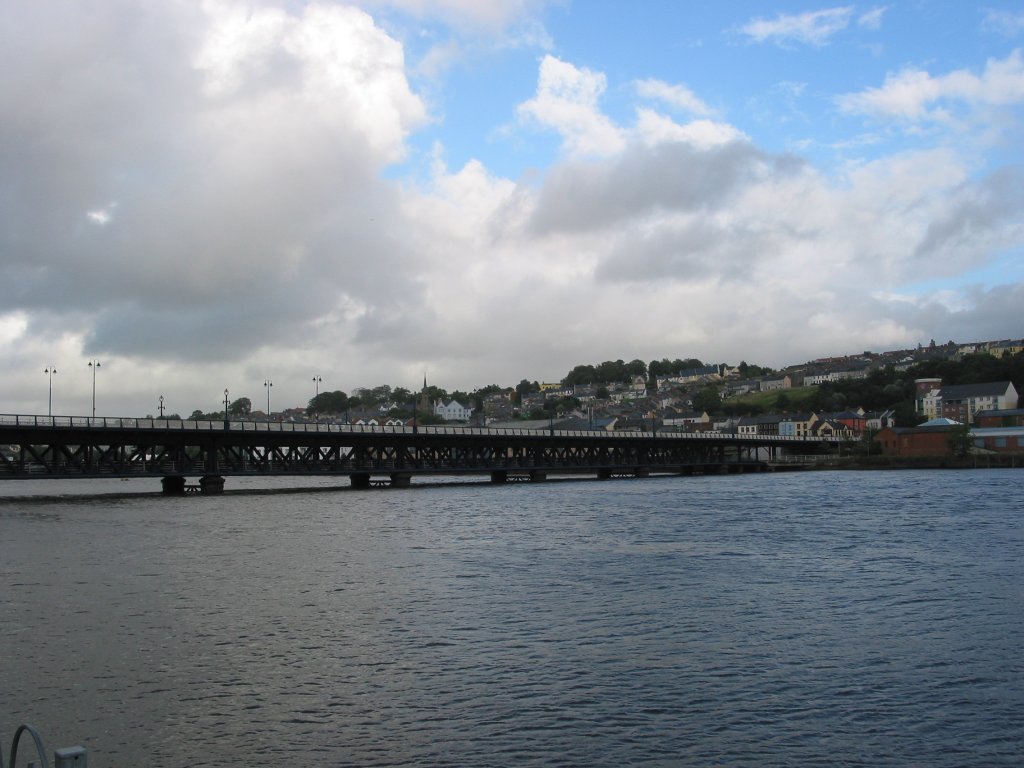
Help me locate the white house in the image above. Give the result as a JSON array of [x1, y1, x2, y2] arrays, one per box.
[[434, 400, 474, 422]]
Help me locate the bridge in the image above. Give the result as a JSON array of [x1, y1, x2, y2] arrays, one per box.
[[0, 414, 834, 494]]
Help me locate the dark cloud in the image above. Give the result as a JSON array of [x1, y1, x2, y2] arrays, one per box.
[[914, 167, 1024, 265], [0, 1, 425, 365], [526, 140, 795, 235]]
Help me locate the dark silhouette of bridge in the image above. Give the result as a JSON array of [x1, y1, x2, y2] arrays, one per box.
[[0, 415, 833, 494]]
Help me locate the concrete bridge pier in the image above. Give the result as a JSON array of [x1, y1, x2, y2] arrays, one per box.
[[199, 475, 225, 495], [634, 467, 650, 478], [529, 470, 547, 482], [161, 475, 186, 496], [350, 473, 371, 489], [597, 468, 612, 480], [390, 472, 412, 488], [490, 471, 508, 484]]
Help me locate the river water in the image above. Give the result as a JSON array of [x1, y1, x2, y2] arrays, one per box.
[[2, 470, 1021, 766]]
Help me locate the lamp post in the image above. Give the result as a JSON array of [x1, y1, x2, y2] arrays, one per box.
[[44, 366, 57, 417], [88, 359, 101, 418], [159, 395, 165, 418], [224, 388, 230, 429], [264, 380, 273, 421], [312, 375, 322, 421]]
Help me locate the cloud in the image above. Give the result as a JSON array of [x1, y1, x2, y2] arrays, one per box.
[[913, 168, 1024, 266], [740, 6, 854, 47], [516, 55, 626, 157], [0, 1, 427, 356], [1, 3, 1022, 416], [526, 139, 776, 235], [837, 48, 1024, 121], [858, 6, 887, 30], [634, 111, 747, 149], [983, 9, 1024, 37], [634, 78, 714, 117]]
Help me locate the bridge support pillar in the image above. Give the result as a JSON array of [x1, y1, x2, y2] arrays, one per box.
[[529, 470, 547, 482], [350, 473, 371, 490], [199, 475, 225, 495], [390, 472, 412, 488], [634, 467, 650, 478], [597, 468, 612, 480], [161, 475, 186, 496], [490, 471, 507, 484]]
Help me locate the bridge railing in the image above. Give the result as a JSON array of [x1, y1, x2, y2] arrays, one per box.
[[0, 414, 831, 442]]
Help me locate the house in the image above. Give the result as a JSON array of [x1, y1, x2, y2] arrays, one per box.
[[760, 374, 792, 391], [434, 399, 474, 422], [974, 408, 1024, 428], [864, 409, 896, 431], [829, 409, 867, 436], [678, 365, 721, 383], [737, 414, 782, 436], [988, 339, 1024, 357], [803, 371, 833, 386], [874, 424, 955, 456], [971, 427, 1024, 452], [725, 379, 759, 397], [813, 418, 854, 440], [939, 381, 1018, 423], [914, 378, 944, 420], [661, 410, 711, 429], [778, 412, 818, 438]]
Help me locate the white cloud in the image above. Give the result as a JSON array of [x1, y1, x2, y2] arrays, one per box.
[[1, 3, 1022, 416], [516, 55, 625, 157], [634, 111, 747, 150], [740, 6, 854, 47], [858, 6, 887, 30], [634, 78, 714, 117], [837, 48, 1024, 121], [983, 9, 1024, 37]]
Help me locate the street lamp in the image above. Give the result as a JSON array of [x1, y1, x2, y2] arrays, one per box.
[[159, 395, 165, 418], [224, 388, 230, 429], [88, 359, 101, 418], [264, 380, 273, 420], [312, 375, 322, 421], [44, 366, 57, 417]]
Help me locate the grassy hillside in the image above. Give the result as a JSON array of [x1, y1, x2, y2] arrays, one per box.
[[724, 386, 820, 413]]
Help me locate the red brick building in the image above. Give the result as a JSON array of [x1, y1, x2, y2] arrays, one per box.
[[874, 425, 954, 457]]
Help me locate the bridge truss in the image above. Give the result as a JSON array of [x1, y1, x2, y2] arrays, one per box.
[[0, 417, 830, 492]]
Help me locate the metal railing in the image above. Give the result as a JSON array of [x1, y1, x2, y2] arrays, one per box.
[[2, 723, 86, 767], [0, 414, 831, 443]]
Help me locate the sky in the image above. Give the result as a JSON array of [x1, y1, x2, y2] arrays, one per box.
[[2, 0, 1023, 417]]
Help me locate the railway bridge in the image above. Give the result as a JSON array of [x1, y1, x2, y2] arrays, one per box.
[[0, 415, 834, 494]]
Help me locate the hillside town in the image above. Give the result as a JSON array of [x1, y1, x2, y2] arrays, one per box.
[[209, 337, 1024, 461]]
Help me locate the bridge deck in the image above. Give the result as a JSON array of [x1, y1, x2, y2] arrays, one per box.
[[0, 415, 833, 487]]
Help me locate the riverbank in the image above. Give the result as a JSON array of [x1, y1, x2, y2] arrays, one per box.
[[815, 453, 1023, 470]]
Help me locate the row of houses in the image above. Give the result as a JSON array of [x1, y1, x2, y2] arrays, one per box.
[[914, 379, 1018, 423], [875, 409, 1024, 456]]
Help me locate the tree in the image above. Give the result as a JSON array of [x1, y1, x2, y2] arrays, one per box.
[[775, 392, 790, 411], [308, 390, 348, 417], [515, 379, 538, 402], [229, 397, 251, 416], [947, 424, 973, 458], [692, 386, 722, 414]]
